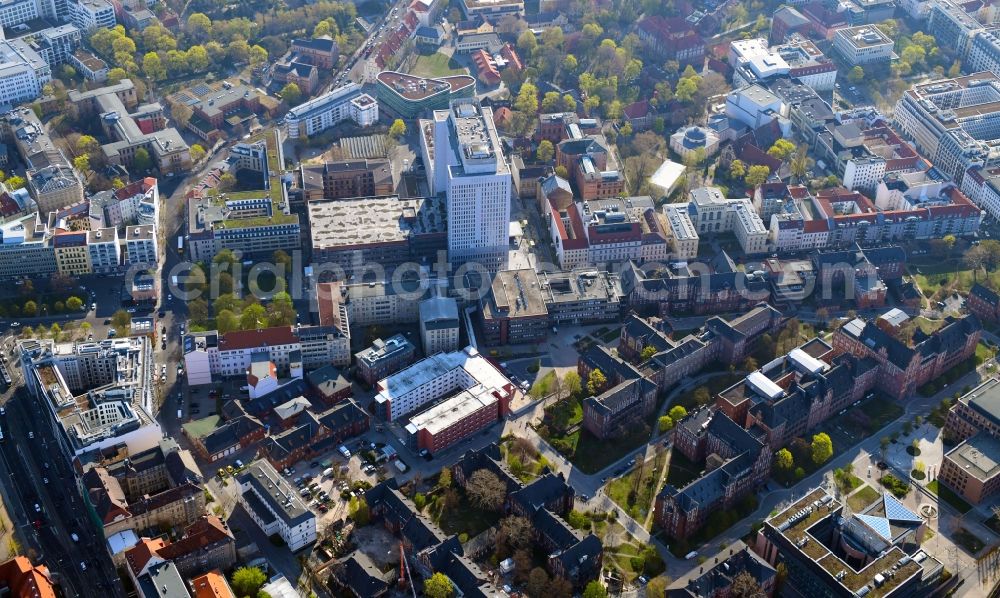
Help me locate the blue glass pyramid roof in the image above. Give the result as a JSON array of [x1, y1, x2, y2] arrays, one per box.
[[855, 514, 893, 542], [882, 493, 923, 524]]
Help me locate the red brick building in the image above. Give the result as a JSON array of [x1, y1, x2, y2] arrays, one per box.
[[968, 283, 1000, 322], [636, 16, 706, 63], [408, 385, 512, 454], [832, 312, 981, 400]]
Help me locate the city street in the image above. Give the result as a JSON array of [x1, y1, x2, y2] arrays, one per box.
[[0, 388, 122, 597]]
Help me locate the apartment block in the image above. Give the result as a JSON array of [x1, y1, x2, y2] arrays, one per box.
[[236, 460, 316, 551], [355, 334, 416, 386], [833, 25, 897, 65], [833, 311, 981, 400], [284, 83, 378, 139], [298, 158, 393, 200]]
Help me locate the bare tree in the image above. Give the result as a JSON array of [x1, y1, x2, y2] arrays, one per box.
[[466, 469, 507, 511], [497, 516, 535, 553], [730, 570, 765, 598]]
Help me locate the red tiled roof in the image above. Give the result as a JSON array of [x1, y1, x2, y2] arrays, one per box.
[[192, 570, 235, 598], [124, 538, 167, 576], [0, 557, 57, 598], [219, 326, 298, 351], [802, 219, 829, 233], [623, 100, 650, 120]]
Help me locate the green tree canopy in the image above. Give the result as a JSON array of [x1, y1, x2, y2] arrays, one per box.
[[424, 572, 454, 598], [811, 432, 833, 465], [230, 567, 266, 598], [775, 448, 793, 470], [280, 83, 302, 106]]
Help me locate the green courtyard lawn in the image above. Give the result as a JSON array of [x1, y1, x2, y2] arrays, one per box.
[[847, 484, 881, 511], [529, 371, 558, 398], [430, 487, 501, 538], [910, 260, 1000, 302], [664, 448, 702, 488], [412, 52, 466, 78], [559, 426, 650, 474], [670, 372, 743, 411], [666, 494, 759, 559], [952, 527, 985, 554], [926, 479, 973, 514], [605, 450, 668, 522]]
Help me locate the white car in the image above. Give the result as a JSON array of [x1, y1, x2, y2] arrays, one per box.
[[79, 562, 86, 571], [28, 431, 33, 439], [33, 503, 40, 513]]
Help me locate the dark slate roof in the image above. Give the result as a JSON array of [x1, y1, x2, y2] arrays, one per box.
[[201, 415, 264, 455], [509, 472, 572, 514], [622, 314, 675, 353], [365, 479, 418, 529], [666, 540, 776, 597], [292, 36, 337, 53], [579, 344, 642, 384], [839, 314, 981, 371], [863, 245, 906, 265], [306, 364, 352, 398], [553, 534, 602, 579], [557, 137, 605, 156], [336, 552, 390, 598], [971, 283, 1000, 307], [442, 553, 492, 598], [317, 398, 368, 430], [532, 508, 581, 548], [401, 512, 449, 551], [261, 411, 322, 461], [658, 413, 762, 511]]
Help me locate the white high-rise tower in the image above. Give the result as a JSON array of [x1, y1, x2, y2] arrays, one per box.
[[427, 99, 511, 273]]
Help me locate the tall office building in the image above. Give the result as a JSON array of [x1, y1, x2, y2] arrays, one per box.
[[424, 99, 511, 272]]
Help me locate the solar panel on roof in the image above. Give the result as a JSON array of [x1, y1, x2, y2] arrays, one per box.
[[855, 514, 893, 542], [192, 83, 213, 96], [882, 493, 922, 523]]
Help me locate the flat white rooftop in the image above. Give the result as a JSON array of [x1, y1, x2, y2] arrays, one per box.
[[404, 384, 498, 435], [374, 346, 508, 406]]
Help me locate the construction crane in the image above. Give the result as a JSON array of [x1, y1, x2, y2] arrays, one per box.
[[399, 541, 418, 598]]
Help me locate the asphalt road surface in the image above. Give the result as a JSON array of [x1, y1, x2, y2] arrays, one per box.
[[0, 388, 122, 597]]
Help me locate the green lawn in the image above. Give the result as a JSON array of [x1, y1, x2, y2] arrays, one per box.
[[412, 52, 466, 77], [926, 479, 973, 514], [671, 372, 742, 411], [543, 396, 582, 431], [605, 451, 667, 522], [665, 448, 702, 488], [910, 260, 1000, 302], [952, 527, 985, 554], [847, 485, 880, 511], [567, 427, 650, 474], [529, 371, 558, 398], [977, 341, 996, 365], [435, 491, 500, 537]]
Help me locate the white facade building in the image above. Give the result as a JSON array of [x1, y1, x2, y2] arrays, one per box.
[[843, 156, 887, 192], [0, 0, 38, 29], [374, 346, 511, 421], [833, 26, 897, 66], [425, 100, 512, 272], [663, 203, 699, 260], [236, 461, 316, 551], [71, 0, 115, 31], [284, 83, 379, 139], [686, 187, 768, 255], [0, 40, 51, 107], [725, 85, 783, 130]]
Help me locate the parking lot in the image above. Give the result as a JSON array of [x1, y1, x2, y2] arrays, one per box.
[[215, 436, 407, 529]]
